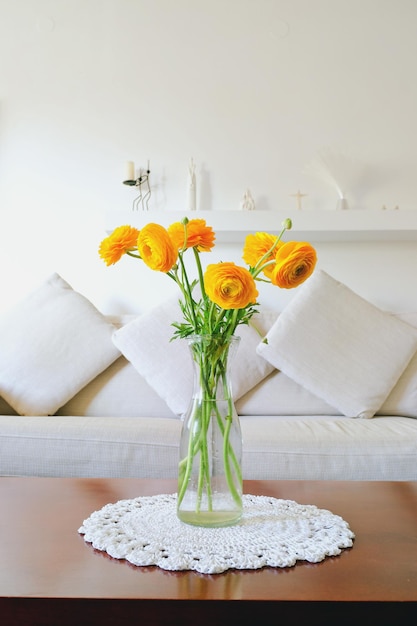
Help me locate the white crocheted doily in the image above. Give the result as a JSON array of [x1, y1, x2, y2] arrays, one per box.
[[79, 493, 355, 574]]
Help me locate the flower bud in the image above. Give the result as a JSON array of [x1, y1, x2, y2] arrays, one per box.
[[282, 218, 292, 230]]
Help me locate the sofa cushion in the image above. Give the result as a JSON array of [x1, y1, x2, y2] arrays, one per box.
[[240, 415, 417, 480], [0, 396, 17, 416], [376, 311, 417, 418], [57, 356, 176, 418], [112, 298, 277, 416], [0, 273, 120, 416], [236, 369, 341, 416], [0, 415, 182, 478], [256, 270, 417, 419], [238, 311, 417, 418]]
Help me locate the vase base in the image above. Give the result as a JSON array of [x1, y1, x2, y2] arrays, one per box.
[[177, 509, 242, 528]]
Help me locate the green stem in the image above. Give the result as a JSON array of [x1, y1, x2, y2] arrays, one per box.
[[177, 337, 242, 514], [176, 252, 198, 329], [193, 246, 207, 300], [250, 223, 289, 279]]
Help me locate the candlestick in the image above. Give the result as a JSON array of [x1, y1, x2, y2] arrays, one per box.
[[122, 161, 151, 210]]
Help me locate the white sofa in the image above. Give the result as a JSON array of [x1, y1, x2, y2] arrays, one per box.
[[1, 271, 417, 481], [1, 351, 417, 480]]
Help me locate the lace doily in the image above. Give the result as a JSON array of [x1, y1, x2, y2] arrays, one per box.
[[79, 493, 355, 574]]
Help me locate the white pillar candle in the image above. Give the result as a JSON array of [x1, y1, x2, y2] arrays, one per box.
[[126, 161, 135, 181]]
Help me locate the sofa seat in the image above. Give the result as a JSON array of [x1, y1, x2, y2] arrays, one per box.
[[1, 414, 416, 481], [241, 415, 417, 480]]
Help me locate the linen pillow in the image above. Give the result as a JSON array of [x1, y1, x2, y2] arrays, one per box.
[[378, 312, 417, 418], [112, 298, 277, 417], [57, 356, 176, 419], [237, 310, 417, 419], [236, 369, 341, 416], [0, 273, 120, 415], [256, 270, 417, 419]]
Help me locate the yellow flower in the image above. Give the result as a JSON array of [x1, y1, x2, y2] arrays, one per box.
[[99, 218, 316, 328], [168, 218, 215, 252], [137, 223, 178, 272], [98, 225, 140, 266], [270, 241, 317, 289], [204, 262, 259, 310], [242, 231, 283, 278]]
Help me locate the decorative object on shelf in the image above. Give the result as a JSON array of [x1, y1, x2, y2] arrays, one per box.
[[123, 160, 151, 210], [382, 204, 399, 210], [306, 148, 364, 210], [240, 188, 256, 210], [187, 158, 196, 211], [290, 190, 307, 210], [98, 217, 317, 526], [336, 197, 349, 210], [79, 493, 355, 574]]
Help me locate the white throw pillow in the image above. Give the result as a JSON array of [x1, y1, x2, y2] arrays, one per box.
[[57, 356, 176, 419], [256, 270, 417, 419], [0, 273, 120, 415], [378, 312, 417, 418], [236, 369, 341, 416], [112, 298, 277, 417]]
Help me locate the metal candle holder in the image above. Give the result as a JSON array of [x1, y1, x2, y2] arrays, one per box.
[[123, 163, 151, 210]]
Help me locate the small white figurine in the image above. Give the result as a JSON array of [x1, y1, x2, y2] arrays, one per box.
[[241, 189, 256, 211]]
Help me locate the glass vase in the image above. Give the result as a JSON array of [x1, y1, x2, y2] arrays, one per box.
[[177, 334, 243, 527]]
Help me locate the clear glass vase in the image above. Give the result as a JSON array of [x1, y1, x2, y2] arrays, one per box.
[[177, 334, 243, 527]]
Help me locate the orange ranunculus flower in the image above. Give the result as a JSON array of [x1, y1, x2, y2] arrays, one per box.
[[204, 262, 259, 310], [270, 241, 317, 289], [99, 225, 140, 266], [242, 232, 283, 278], [137, 223, 178, 272], [168, 219, 215, 252]]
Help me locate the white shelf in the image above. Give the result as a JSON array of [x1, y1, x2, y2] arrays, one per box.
[[105, 210, 417, 243]]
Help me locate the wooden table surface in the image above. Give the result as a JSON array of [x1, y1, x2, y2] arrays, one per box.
[[1, 477, 416, 624]]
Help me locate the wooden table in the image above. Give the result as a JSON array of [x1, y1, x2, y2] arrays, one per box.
[[1, 478, 416, 624]]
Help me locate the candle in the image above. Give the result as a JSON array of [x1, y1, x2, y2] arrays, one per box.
[[125, 161, 135, 181]]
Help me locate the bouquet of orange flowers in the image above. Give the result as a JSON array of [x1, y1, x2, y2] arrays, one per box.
[[99, 217, 316, 339], [99, 216, 317, 526]]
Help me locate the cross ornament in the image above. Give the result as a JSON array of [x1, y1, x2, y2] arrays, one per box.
[[290, 190, 307, 210]]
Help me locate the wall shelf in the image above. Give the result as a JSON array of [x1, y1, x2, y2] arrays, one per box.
[[105, 210, 417, 243]]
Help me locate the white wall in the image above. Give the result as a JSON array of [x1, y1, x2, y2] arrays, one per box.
[[1, 0, 417, 314]]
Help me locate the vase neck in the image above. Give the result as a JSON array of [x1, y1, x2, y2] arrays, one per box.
[[186, 334, 240, 401]]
